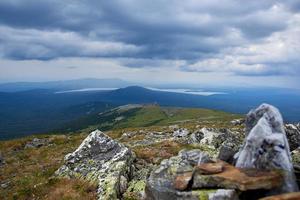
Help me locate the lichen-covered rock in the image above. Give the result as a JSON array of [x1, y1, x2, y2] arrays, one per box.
[[145, 149, 211, 200], [123, 180, 147, 200], [145, 149, 240, 200], [55, 130, 134, 200], [123, 159, 155, 200], [236, 103, 298, 193], [199, 128, 219, 146], [285, 124, 300, 151]]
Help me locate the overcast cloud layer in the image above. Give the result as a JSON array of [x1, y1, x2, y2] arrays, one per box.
[[0, 0, 299, 88]]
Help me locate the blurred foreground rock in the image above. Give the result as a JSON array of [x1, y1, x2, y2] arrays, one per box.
[[259, 192, 300, 200]]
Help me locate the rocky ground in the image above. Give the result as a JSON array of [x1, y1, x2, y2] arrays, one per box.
[[1, 104, 300, 200], [55, 105, 300, 200]]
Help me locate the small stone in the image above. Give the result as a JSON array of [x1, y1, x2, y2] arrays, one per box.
[[1, 181, 10, 189], [25, 138, 49, 149], [119, 175, 128, 194], [230, 118, 245, 126]]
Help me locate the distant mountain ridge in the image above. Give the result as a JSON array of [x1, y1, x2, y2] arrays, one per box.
[[0, 78, 132, 92], [0, 86, 299, 139]]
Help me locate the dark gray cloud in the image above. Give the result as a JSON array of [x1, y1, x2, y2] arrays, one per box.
[[0, 0, 299, 77]]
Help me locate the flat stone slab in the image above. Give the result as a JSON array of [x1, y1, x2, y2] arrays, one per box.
[[195, 162, 224, 175], [193, 161, 283, 191], [259, 192, 300, 200]]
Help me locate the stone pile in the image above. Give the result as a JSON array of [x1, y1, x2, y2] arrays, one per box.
[[145, 104, 299, 200]]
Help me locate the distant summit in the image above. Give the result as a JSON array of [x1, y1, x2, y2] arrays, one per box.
[[0, 78, 132, 92]]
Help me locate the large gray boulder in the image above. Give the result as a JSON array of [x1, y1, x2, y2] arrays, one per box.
[[55, 130, 135, 200], [236, 103, 298, 193]]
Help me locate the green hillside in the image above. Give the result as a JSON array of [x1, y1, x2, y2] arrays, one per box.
[[57, 104, 242, 133]]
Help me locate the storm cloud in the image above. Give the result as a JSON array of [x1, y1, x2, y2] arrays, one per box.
[[0, 0, 299, 80]]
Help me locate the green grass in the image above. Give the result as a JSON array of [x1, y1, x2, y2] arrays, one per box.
[[56, 104, 242, 133], [0, 132, 97, 200], [94, 105, 242, 131]]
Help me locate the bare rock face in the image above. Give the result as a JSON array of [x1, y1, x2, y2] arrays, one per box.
[[236, 103, 298, 193], [55, 130, 134, 200]]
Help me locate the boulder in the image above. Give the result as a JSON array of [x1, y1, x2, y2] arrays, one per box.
[[55, 130, 135, 200], [145, 149, 213, 199], [236, 103, 298, 193]]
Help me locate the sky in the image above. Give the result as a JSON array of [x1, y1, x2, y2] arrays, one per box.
[[0, 0, 299, 88]]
